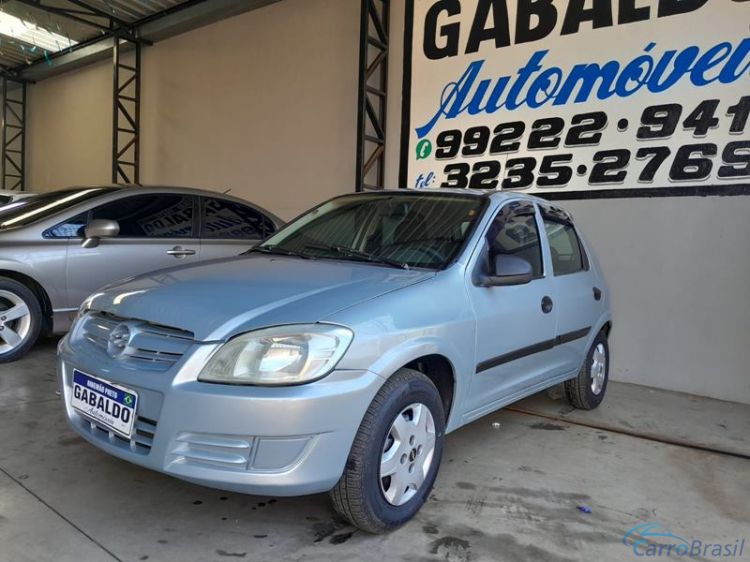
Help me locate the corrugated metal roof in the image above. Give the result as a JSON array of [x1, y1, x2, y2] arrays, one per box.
[[74, 1, 188, 23], [0, 0, 192, 71]]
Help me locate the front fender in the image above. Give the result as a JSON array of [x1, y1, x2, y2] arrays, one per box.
[[0, 258, 60, 308], [344, 334, 473, 432], [0, 257, 35, 275], [327, 270, 476, 432]]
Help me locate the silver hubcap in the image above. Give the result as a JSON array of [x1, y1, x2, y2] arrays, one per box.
[[380, 403, 436, 506], [0, 290, 32, 354], [590, 343, 607, 395]]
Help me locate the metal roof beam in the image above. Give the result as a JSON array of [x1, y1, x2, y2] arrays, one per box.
[[16, 31, 149, 81], [15, 0, 281, 81], [137, 0, 280, 42], [13, 0, 116, 33], [0, 65, 34, 84], [65, 0, 133, 29]]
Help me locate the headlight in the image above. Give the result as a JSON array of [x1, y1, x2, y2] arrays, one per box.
[[198, 324, 354, 386]]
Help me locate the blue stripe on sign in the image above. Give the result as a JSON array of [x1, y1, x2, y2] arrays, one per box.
[[72, 370, 135, 407]]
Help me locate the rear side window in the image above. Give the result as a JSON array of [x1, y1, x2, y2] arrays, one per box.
[[488, 202, 543, 278], [202, 198, 275, 240], [91, 194, 194, 238], [544, 220, 586, 275]]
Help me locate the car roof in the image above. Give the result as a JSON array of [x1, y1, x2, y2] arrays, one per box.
[[361, 188, 551, 205], [64, 184, 239, 197], [39, 185, 284, 226]]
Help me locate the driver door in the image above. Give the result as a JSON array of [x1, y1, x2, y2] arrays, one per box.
[[65, 193, 200, 308], [465, 201, 561, 416]]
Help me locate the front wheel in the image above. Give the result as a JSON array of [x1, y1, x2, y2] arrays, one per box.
[[0, 277, 42, 363], [564, 330, 609, 410], [330, 369, 445, 534]]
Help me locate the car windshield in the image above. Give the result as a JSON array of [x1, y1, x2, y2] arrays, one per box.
[[257, 192, 486, 270], [0, 188, 116, 229]]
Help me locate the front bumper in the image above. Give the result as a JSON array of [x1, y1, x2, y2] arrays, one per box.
[[57, 335, 383, 496]]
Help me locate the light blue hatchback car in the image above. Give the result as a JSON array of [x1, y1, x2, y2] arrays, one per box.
[[58, 189, 611, 533]]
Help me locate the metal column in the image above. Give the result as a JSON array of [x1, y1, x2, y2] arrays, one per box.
[[2, 79, 27, 191], [112, 37, 141, 184], [356, 0, 389, 191]]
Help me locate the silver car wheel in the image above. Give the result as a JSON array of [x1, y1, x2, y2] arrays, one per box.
[[379, 402, 436, 507], [590, 343, 607, 395], [0, 290, 32, 354]]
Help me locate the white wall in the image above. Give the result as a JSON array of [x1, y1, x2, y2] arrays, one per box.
[[565, 196, 750, 403], [27, 60, 112, 190], [27, 0, 360, 221], [139, 0, 360, 220]]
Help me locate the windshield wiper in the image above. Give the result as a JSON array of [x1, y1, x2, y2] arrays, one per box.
[[306, 243, 409, 270], [244, 245, 314, 259]]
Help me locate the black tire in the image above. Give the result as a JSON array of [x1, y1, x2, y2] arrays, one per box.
[[330, 368, 446, 534], [0, 277, 43, 363], [564, 330, 609, 410]]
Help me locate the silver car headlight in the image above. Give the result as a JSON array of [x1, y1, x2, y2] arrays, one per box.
[[198, 324, 354, 386]]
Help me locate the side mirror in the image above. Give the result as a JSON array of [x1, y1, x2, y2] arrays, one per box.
[[82, 219, 119, 249], [481, 254, 534, 287]]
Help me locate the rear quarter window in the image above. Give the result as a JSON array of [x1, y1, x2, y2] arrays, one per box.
[[202, 198, 276, 240], [544, 220, 588, 276]]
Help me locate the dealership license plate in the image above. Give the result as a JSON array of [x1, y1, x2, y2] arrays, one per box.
[[71, 370, 138, 438]]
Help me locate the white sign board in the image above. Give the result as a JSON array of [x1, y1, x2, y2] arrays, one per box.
[[400, 0, 750, 198]]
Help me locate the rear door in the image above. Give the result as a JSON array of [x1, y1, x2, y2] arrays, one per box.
[[65, 193, 200, 307], [540, 204, 600, 375], [199, 196, 278, 260], [465, 200, 561, 415]]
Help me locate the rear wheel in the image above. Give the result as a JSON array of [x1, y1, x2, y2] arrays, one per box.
[[0, 277, 42, 363], [564, 330, 609, 410], [330, 369, 445, 534]]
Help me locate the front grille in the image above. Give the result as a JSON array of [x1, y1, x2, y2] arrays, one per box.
[[81, 311, 194, 371], [79, 415, 158, 455]]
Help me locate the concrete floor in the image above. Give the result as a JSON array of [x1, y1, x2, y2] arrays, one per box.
[[1, 338, 748, 562]]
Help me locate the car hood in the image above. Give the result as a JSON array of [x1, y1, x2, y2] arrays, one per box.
[[85, 255, 435, 341]]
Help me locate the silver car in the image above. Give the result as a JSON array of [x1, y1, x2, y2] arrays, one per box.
[[58, 189, 611, 533], [0, 186, 282, 362]]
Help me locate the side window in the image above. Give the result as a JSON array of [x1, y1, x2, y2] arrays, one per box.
[[202, 198, 275, 240], [91, 194, 194, 238], [488, 202, 543, 278], [544, 220, 586, 275], [45, 212, 89, 238]]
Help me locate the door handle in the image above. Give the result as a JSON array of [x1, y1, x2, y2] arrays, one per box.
[[167, 246, 196, 257], [593, 286, 602, 301], [541, 296, 554, 314]]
